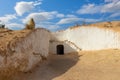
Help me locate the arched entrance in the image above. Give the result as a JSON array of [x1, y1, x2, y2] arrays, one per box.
[[57, 45, 64, 55]]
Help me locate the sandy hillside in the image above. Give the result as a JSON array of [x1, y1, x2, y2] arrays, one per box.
[[13, 49, 120, 80], [0, 28, 50, 80], [0, 28, 31, 54], [89, 21, 120, 32], [69, 21, 120, 32]]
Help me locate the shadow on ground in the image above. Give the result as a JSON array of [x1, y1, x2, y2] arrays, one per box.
[[16, 53, 81, 80]]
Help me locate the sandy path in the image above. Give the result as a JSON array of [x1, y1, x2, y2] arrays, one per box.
[[15, 53, 79, 80], [15, 49, 120, 80]]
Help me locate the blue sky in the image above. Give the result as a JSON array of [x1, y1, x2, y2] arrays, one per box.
[[0, 0, 120, 31]]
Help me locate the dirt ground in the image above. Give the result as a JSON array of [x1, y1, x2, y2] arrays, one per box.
[[10, 49, 120, 80]]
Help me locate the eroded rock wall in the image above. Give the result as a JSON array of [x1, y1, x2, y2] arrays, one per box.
[[0, 28, 50, 72]]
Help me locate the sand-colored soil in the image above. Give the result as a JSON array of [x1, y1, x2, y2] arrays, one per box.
[[0, 28, 31, 55], [69, 21, 120, 32], [13, 49, 120, 80]]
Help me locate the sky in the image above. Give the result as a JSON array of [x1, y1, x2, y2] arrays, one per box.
[[0, 0, 120, 31]]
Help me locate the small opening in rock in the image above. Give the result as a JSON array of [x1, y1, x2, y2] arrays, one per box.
[[57, 45, 64, 55]]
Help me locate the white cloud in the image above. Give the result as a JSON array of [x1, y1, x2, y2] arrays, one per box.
[[66, 14, 77, 18], [57, 17, 102, 24], [35, 22, 60, 31], [0, 14, 16, 23], [34, 0, 42, 6], [77, 1, 120, 14], [6, 23, 24, 29], [110, 12, 120, 17], [41, 24, 60, 31], [23, 11, 64, 23], [56, 14, 64, 18], [84, 18, 102, 22], [0, 14, 24, 29], [22, 11, 63, 31], [105, 0, 119, 2], [77, 4, 102, 14], [102, 1, 120, 13], [47, 25, 60, 31], [57, 17, 80, 24], [14, 1, 42, 16]]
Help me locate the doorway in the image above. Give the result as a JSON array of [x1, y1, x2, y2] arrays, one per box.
[[57, 45, 64, 55]]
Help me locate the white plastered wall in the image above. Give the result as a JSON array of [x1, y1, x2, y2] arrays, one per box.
[[50, 27, 120, 54]]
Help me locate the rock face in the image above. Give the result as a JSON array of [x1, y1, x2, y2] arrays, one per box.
[[50, 26, 120, 54], [0, 28, 50, 72], [25, 18, 35, 30]]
